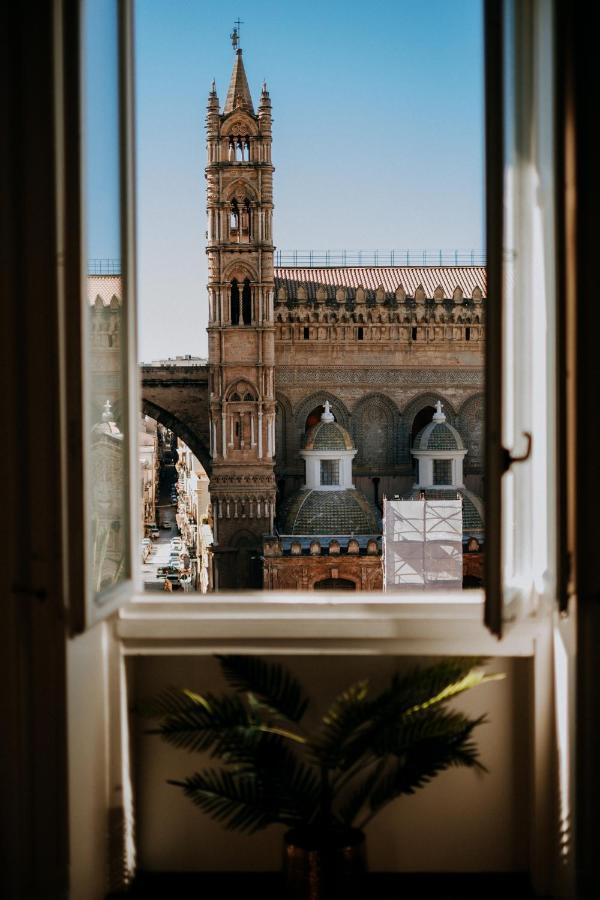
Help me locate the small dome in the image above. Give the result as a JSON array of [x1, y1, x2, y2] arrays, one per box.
[[303, 420, 354, 451], [302, 400, 354, 451], [413, 401, 464, 451], [280, 489, 380, 535]]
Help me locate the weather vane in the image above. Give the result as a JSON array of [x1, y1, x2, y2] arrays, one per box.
[[230, 18, 243, 50]]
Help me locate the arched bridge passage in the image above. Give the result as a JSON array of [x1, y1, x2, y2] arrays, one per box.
[[142, 399, 211, 473], [141, 364, 211, 471]]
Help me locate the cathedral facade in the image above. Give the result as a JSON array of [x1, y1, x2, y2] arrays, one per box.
[[206, 47, 485, 590]]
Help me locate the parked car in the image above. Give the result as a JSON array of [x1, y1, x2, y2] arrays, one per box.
[[149, 528, 160, 540], [161, 522, 171, 529]]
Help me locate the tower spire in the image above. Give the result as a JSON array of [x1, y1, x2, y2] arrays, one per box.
[[224, 29, 254, 114]]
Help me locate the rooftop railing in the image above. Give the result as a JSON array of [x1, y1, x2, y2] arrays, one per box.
[[88, 258, 121, 275], [274, 249, 486, 267]]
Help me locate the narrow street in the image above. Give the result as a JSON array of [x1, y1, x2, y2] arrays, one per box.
[[142, 461, 185, 591]]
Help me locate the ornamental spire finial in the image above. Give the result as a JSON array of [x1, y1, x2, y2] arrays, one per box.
[[433, 400, 446, 422], [321, 400, 334, 423], [230, 18, 243, 51]]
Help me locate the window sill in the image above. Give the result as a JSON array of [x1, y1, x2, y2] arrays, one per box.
[[116, 590, 548, 656]]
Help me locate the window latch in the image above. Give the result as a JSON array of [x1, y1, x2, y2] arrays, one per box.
[[501, 431, 532, 474]]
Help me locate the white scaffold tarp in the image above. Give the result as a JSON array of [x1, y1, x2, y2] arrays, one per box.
[[383, 499, 463, 591]]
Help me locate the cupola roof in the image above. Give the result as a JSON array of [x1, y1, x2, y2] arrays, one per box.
[[302, 402, 355, 451], [280, 489, 380, 536], [413, 401, 465, 452]]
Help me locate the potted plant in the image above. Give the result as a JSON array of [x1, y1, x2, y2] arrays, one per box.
[[145, 655, 502, 899]]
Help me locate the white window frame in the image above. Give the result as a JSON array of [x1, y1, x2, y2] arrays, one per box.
[[111, 0, 558, 655]]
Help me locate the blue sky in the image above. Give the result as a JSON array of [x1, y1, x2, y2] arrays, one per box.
[[133, 0, 484, 361]]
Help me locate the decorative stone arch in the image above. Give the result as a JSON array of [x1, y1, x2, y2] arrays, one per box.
[[399, 393, 458, 466], [221, 259, 257, 283], [226, 379, 258, 402], [275, 391, 293, 469], [220, 112, 259, 137], [294, 392, 350, 431], [141, 398, 211, 473], [311, 576, 358, 591], [222, 179, 258, 202], [457, 393, 484, 472], [351, 393, 400, 469]]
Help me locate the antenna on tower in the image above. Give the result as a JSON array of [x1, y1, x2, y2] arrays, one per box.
[[230, 18, 243, 51]]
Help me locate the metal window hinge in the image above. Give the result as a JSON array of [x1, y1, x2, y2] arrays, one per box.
[[500, 432, 532, 474]]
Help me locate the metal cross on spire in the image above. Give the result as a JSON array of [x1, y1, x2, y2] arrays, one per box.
[[230, 18, 244, 50]]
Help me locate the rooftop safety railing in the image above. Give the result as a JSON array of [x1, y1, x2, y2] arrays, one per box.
[[274, 250, 486, 267], [88, 258, 121, 275]]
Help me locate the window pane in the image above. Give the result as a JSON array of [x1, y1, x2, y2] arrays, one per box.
[[320, 460, 339, 486], [433, 459, 452, 485], [136, 3, 486, 595], [84, 0, 129, 602]]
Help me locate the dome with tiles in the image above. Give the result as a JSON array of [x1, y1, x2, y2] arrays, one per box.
[[303, 403, 354, 452], [413, 401, 464, 451], [280, 488, 380, 536]]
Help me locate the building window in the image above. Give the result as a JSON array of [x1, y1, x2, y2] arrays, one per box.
[[230, 278, 240, 324], [357, 327, 364, 340], [320, 459, 339, 485], [303, 326, 309, 340], [433, 459, 452, 485]]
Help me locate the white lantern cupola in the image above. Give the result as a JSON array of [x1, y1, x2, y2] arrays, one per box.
[[411, 401, 467, 488], [299, 401, 356, 491]]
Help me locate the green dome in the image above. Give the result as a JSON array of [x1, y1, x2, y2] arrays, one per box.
[[413, 420, 464, 451], [303, 420, 354, 451], [280, 489, 380, 535]]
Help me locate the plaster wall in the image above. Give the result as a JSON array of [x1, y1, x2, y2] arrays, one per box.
[[131, 654, 530, 873], [67, 622, 111, 900]]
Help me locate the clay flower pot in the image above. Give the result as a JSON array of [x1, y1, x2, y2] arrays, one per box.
[[283, 827, 367, 900]]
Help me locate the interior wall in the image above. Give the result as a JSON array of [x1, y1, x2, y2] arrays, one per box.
[[67, 622, 113, 899], [131, 654, 530, 873]]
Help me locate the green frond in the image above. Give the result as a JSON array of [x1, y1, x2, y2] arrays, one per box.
[[171, 769, 286, 834], [137, 684, 212, 719], [150, 692, 253, 756], [358, 719, 486, 827], [216, 655, 309, 723], [333, 662, 497, 772], [309, 680, 371, 768], [337, 758, 389, 826]]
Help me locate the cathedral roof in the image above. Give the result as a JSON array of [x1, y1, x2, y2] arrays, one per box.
[[273, 266, 486, 299], [303, 419, 354, 451], [280, 489, 381, 536], [223, 49, 255, 115], [87, 275, 122, 307]]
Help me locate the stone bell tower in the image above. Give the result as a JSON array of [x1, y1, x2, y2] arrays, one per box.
[[205, 40, 276, 589]]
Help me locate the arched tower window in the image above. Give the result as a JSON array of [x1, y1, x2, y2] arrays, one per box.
[[230, 198, 239, 234], [230, 278, 240, 325], [242, 278, 252, 325]]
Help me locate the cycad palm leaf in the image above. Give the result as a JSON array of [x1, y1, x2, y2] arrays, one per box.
[[149, 691, 252, 756], [216, 655, 309, 722], [171, 769, 286, 834], [309, 680, 371, 767]]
